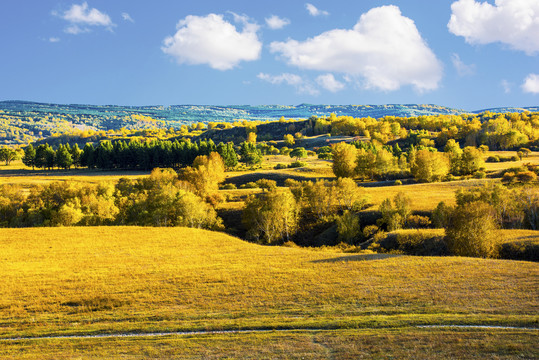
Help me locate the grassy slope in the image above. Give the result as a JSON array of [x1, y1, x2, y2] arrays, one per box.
[[1, 228, 538, 358], [0, 227, 537, 337]]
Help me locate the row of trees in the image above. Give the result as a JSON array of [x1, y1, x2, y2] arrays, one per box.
[[330, 140, 488, 182], [21, 140, 244, 171]]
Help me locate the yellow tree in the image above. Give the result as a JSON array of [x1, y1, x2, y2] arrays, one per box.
[[411, 150, 449, 182], [331, 142, 357, 178], [182, 152, 226, 197]]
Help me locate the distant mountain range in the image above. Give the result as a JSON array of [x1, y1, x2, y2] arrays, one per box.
[[2, 100, 538, 124]]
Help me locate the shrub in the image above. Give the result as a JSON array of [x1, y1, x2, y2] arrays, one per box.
[[406, 215, 431, 228], [502, 172, 516, 183], [240, 182, 258, 189], [256, 179, 277, 192], [289, 161, 307, 168], [473, 170, 486, 179], [274, 163, 287, 169], [498, 241, 539, 262], [222, 183, 237, 190], [363, 225, 379, 239], [394, 180, 402, 186], [370, 230, 448, 256], [318, 153, 333, 160], [486, 156, 500, 163], [517, 171, 537, 183]]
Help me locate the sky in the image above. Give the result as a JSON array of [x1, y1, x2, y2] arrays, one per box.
[[0, 0, 538, 110]]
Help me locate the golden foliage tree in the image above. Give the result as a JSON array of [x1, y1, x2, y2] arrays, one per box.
[[411, 150, 449, 182], [243, 188, 299, 244], [446, 201, 499, 258], [331, 142, 357, 178]]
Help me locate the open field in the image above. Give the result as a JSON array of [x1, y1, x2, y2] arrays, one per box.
[[483, 151, 539, 172], [2, 328, 537, 359], [0, 161, 149, 187], [0, 226, 537, 358]]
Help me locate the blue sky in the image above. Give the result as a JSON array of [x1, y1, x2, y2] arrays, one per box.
[[0, 0, 538, 110]]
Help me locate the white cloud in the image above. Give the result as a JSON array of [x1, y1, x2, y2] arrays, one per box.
[[257, 73, 319, 95], [451, 53, 475, 76], [270, 5, 442, 92], [265, 15, 290, 29], [522, 74, 539, 94], [501, 79, 512, 94], [49, 37, 60, 43], [56, 2, 115, 34], [162, 13, 262, 70], [448, 0, 539, 55], [122, 12, 134, 23], [305, 3, 329, 17], [316, 74, 345, 92]]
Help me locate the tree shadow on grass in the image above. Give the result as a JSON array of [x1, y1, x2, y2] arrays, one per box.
[[312, 253, 401, 263]]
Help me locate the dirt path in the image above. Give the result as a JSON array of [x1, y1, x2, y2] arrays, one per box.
[[1, 325, 537, 342]]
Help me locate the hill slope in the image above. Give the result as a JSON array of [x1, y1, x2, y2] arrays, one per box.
[[0, 226, 536, 339], [1, 100, 538, 145]]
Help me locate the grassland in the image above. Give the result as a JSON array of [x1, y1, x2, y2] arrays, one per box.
[[0, 227, 537, 358], [2, 328, 537, 359]]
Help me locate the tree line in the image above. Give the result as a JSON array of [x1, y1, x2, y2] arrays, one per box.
[[21, 139, 248, 171]]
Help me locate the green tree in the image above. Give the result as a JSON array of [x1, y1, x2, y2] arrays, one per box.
[[0, 147, 19, 166], [70, 143, 83, 168], [289, 147, 307, 161], [216, 142, 238, 169], [22, 144, 36, 170], [55, 144, 73, 169], [239, 141, 262, 166]]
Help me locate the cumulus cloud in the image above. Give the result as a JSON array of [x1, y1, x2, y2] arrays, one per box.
[[257, 73, 319, 95], [265, 15, 290, 29], [162, 13, 262, 70], [270, 5, 442, 92], [56, 2, 115, 34], [316, 74, 345, 92], [451, 53, 475, 76], [122, 12, 134, 23], [448, 0, 539, 55], [49, 37, 60, 43], [305, 3, 329, 17], [522, 74, 539, 94]]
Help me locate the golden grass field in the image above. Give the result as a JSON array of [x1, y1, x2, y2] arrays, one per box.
[[0, 227, 537, 358], [0, 152, 538, 358]]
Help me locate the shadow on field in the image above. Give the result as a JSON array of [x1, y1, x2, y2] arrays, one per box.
[[313, 254, 401, 263], [0, 167, 148, 178], [225, 171, 333, 187]]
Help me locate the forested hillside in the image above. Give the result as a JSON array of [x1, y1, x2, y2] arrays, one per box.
[[2, 100, 537, 145]]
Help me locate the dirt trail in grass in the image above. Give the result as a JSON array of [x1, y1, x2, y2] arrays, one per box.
[[1, 325, 537, 342]]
